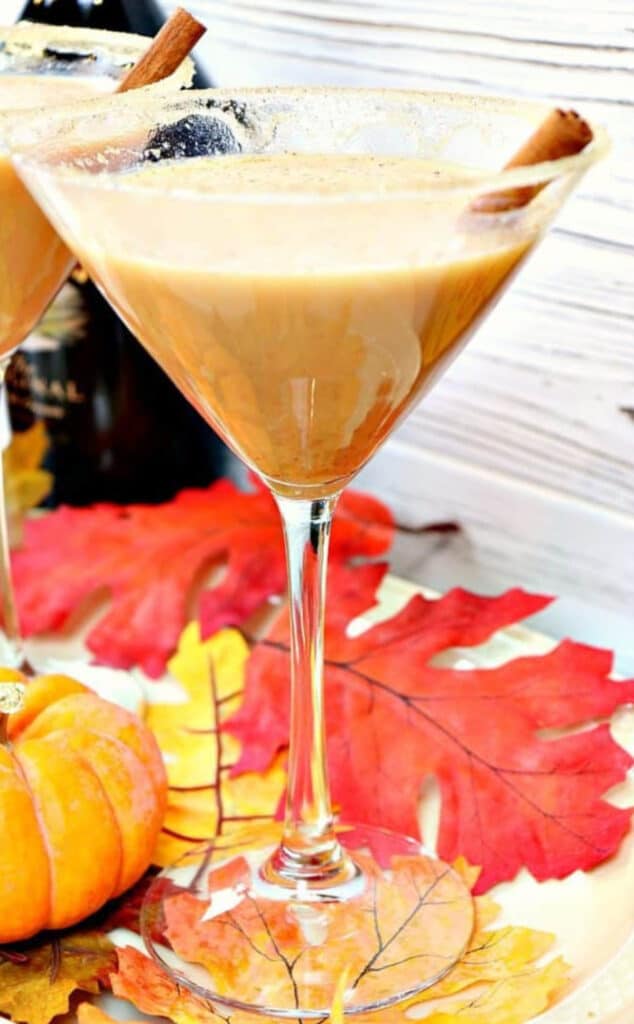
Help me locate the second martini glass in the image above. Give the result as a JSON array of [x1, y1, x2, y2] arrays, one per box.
[[0, 21, 191, 664], [12, 87, 606, 1017]]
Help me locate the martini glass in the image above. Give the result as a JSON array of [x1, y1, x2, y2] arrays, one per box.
[[12, 87, 607, 1017], [0, 22, 191, 666]]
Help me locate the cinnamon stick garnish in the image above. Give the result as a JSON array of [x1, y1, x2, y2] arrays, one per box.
[[117, 7, 206, 93], [471, 108, 593, 214]]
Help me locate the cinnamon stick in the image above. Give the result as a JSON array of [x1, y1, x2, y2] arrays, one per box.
[[471, 108, 593, 214], [117, 7, 206, 94]]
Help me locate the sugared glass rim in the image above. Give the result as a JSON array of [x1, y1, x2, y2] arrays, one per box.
[[0, 21, 193, 151], [10, 85, 610, 206]]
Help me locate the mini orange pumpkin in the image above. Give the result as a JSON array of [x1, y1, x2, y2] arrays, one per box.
[[0, 670, 167, 943]]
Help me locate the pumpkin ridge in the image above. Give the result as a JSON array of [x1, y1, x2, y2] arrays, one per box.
[[21, 693, 167, 803], [67, 728, 163, 897], [8, 745, 53, 925], [69, 741, 126, 902]]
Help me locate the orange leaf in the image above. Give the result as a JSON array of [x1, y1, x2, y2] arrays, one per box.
[[228, 564, 634, 891], [111, 946, 235, 1024], [13, 481, 392, 676]]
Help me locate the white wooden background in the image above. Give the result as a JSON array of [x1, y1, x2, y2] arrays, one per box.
[[2, 0, 633, 670]]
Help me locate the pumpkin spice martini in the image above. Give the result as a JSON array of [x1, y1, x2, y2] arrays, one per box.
[[11, 86, 607, 1017]]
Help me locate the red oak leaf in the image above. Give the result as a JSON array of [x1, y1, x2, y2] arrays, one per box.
[[227, 564, 634, 892], [11, 480, 392, 677]]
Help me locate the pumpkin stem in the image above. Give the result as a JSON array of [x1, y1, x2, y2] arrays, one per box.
[[0, 682, 25, 746]]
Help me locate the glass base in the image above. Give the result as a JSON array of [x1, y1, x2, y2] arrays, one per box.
[[141, 822, 474, 1019]]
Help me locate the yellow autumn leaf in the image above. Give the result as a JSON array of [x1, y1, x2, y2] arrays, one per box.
[[0, 932, 116, 1024], [353, 868, 569, 1024], [324, 935, 564, 1024], [148, 623, 285, 867], [425, 859, 561, 1000], [3, 420, 53, 517], [5, 419, 49, 473], [409, 956, 570, 1024], [320, 884, 568, 1023]]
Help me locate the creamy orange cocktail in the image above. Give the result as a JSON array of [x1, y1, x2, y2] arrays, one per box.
[[0, 75, 111, 354], [70, 153, 530, 494]]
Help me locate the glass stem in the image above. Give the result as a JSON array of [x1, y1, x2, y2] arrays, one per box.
[[0, 359, 24, 655], [270, 493, 349, 885]]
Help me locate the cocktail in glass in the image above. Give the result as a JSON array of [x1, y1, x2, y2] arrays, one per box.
[[12, 87, 607, 1017], [0, 22, 191, 662]]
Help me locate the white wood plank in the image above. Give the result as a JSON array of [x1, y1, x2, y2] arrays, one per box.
[[193, 25, 633, 107], [197, 2, 634, 78]]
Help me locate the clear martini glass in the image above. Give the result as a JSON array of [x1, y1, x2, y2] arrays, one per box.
[[0, 22, 191, 666], [12, 87, 607, 1017]]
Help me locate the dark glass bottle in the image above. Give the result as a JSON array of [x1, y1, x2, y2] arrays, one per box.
[[7, 0, 236, 507], [17, 0, 211, 86]]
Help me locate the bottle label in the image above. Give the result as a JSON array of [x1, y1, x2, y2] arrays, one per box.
[[7, 279, 88, 429], [9, 348, 87, 421]]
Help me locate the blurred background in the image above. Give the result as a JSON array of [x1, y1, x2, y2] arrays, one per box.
[[2, 0, 633, 670]]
